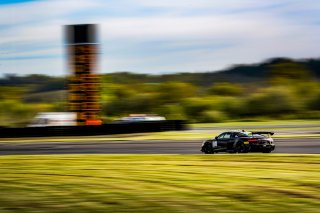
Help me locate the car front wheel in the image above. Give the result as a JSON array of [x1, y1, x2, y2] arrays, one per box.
[[262, 148, 273, 153], [202, 142, 214, 154]]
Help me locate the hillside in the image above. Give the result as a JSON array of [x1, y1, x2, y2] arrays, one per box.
[[106, 57, 320, 86], [1, 57, 319, 90]]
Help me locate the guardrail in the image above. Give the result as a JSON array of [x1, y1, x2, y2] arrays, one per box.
[[0, 120, 188, 138]]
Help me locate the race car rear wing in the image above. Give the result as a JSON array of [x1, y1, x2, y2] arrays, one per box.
[[252, 131, 274, 136]]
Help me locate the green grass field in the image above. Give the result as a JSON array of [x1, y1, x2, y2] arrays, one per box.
[[0, 154, 319, 213]]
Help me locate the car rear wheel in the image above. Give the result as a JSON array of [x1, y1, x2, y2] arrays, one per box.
[[234, 142, 248, 153]]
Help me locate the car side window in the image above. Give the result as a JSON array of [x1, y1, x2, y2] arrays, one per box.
[[217, 133, 232, 139], [217, 133, 226, 139], [223, 133, 232, 139]]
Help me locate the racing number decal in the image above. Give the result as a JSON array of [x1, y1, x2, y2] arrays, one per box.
[[212, 141, 218, 147]]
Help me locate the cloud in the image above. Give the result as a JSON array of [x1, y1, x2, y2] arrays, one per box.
[[1, 0, 320, 76]]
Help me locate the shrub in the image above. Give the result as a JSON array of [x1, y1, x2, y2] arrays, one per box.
[[307, 92, 320, 111], [155, 104, 187, 120], [183, 98, 213, 119], [219, 97, 245, 118], [208, 82, 244, 96], [157, 82, 197, 104], [198, 110, 228, 123], [102, 94, 158, 116], [244, 87, 299, 117]]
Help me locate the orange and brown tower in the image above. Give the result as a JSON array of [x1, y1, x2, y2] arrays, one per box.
[[65, 24, 102, 126]]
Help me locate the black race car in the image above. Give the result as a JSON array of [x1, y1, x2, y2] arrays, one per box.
[[201, 130, 275, 154]]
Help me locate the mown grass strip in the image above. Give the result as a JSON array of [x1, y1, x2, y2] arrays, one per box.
[[191, 120, 320, 128], [1, 131, 319, 143], [0, 154, 319, 213]]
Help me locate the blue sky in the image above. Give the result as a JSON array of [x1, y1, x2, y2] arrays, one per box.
[[1, 0, 320, 76], [0, 0, 34, 4]]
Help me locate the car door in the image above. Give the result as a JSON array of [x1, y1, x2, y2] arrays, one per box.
[[223, 132, 234, 149], [227, 133, 237, 149], [216, 132, 233, 148], [215, 133, 225, 147]]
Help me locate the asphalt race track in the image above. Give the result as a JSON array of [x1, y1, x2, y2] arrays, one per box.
[[0, 138, 319, 155]]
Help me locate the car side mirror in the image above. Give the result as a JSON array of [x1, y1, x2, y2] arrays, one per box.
[[215, 136, 218, 140]]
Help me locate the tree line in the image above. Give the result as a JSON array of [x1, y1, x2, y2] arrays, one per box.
[[0, 58, 320, 126]]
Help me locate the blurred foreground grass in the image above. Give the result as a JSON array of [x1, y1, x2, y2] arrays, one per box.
[[0, 154, 319, 213]]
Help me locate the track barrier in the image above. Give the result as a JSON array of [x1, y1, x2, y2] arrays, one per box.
[[0, 120, 188, 138]]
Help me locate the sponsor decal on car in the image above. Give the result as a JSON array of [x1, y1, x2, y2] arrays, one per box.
[[212, 141, 218, 147]]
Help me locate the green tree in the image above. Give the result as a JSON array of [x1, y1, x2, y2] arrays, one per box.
[[219, 97, 245, 118], [269, 62, 313, 85], [307, 91, 320, 110], [198, 110, 228, 123], [208, 82, 244, 96], [156, 82, 197, 104], [244, 87, 299, 117], [183, 98, 213, 122], [155, 104, 187, 120], [112, 84, 136, 99], [0, 100, 52, 127], [0, 86, 26, 100], [102, 94, 158, 116]]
